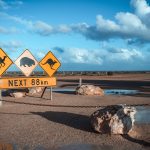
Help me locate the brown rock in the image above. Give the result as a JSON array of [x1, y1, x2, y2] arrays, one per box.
[[10, 92, 25, 98], [90, 105, 136, 134], [76, 85, 104, 96], [28, 87, 44, 95], [7, 89, 28, 98]]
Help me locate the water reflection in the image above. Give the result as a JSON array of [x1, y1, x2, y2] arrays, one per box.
[[52, 88, 139, 95], [104, 89, 138, 95], [135, 106, 150, 124]]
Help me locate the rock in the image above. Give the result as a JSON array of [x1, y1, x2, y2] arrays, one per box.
[[0, 101, 2, 106], [7, 89, 28, 98], [10, 92, 26, 98], [76, 85, 104, 96], [28, 87, 44, 95], [110, 106, 136, 134], [90, 105, 136, 134], [90, 105, 122, 133]]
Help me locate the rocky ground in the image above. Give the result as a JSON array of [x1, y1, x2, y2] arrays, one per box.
[[0, 74, 149, 150]]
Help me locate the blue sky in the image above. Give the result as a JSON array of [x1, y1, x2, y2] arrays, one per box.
[[0, 0, 150, 71]]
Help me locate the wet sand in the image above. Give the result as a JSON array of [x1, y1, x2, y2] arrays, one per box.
[[0, 74, 150, 150]]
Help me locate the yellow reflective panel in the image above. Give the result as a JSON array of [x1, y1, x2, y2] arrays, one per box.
[[0, 77, 56, 89], [0, 48, 13, 76], [39, 51, 61, 77]]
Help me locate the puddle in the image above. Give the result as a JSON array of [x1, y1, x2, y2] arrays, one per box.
[[104, 89, 138, 95], [53, 88, 75, 92], [135, 106, 150, 124], [52, 88, 139, 95]]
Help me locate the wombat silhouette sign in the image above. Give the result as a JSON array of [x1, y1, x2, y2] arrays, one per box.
[[0, 48, 13, 76], [39, 51, 61, 77], [20, 57, 35, 67], [15, 50, 38, 77]]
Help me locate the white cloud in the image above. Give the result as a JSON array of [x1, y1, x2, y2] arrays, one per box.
[[0, 0, 23, 9], [131, 0, 150, 16], [58, 24, 71, 33], [10, 1, 23, 6], [33, 21, 53, 36], [69, 48, 103, 64], [1, 0, 150, 43], [96, 15, 120, 31], [0, 0, 9, 9], [0, 40, 22, 49], [116, 12, 145, 30], [0, 26, 19, 34], [108, 48, 144, 61], [0, 12, 72, 36], [131, 0, 150, 27], [52, 47, 144, 65], [36, 51, 45, 59], [52, 47, 103, 64], [0, 12, 33, 27]]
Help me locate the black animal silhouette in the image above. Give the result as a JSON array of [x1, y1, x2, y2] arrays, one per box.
[[20, 57, 35, 67], [42, 58, 57, 70], [0, 56, 7, 68]]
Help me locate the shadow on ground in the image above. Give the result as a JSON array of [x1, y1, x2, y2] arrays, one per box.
[[121, 134, 150, 147], [31, 111, 93, 132]]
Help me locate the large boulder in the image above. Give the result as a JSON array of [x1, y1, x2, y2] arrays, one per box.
[[91, 105, 136, 134], [76, 85, 104, 96]]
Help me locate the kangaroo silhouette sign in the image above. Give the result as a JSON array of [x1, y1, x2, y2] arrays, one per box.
[[42, 58, 57, 70], [15, 50, 38, 77], [0, 48, 13, 76], [39, 51, 61, 77]]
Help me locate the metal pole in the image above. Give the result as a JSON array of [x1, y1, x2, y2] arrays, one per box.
[[41, 87, 47, 98], [79, 78, 82, 86], [0, 76, 2, 106], [50, 87, 52, 100]]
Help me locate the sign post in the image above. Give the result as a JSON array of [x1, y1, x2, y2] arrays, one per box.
[[0, 76, 2, 106], [39, 51, 61, 100], [0, 49, 61, 101], [39, 51, 61, 77], [0, 48, 13, 106], [0, 48, 13, 76], [50, 87, 52, 100]]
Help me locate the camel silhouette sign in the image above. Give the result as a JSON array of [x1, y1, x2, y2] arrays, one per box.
[[0, 48, 13, 76], [39, 51, 61, 77], [14, 50, 38, 77]]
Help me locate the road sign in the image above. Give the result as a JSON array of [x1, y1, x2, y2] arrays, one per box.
[[0, 48, 13, 76], [39, 51, 61, 77], [15, 50, 38, 77], [0, 77, 56, 89]]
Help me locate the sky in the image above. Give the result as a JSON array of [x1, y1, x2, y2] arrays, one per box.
[[0, 0, 150, 71]]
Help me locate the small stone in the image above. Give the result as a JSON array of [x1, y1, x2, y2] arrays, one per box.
[[10, 92, 25, 98], [28, 87, 44, 95], [7, 89, 28, 98]]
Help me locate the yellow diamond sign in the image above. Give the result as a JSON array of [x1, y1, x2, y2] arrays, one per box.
[[39, 51, 61, 77], [0, 48, 13, 76]]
